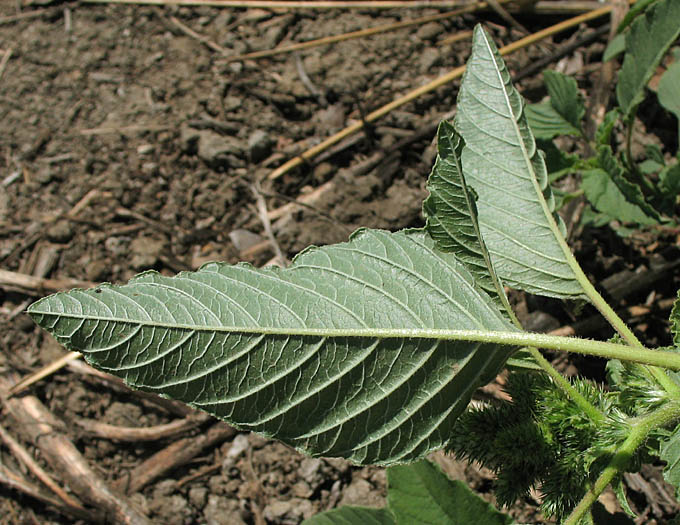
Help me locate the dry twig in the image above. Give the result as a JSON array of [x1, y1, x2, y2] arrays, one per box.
[[113, 423, 236, 494], [222, 5, 487, 63], [0, 8, 50, 25], [0, 48, 13, 84], [0, 423, 84, 510], [0, 463, 93, 522], [84, 0, 487, 8], [168, 14, 227, 53], [0, 269, 96, 295], [74, 413, 212, 442], [1, 378, 151, 524], [8, 351, 82, 397]]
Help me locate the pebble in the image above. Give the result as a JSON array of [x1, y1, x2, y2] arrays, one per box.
[[197, 130, 245, 169], [46, 220, 74, 243], [416, 21, 445, 41], [129, 236, 165, 269], [247, 130, 273, 163]]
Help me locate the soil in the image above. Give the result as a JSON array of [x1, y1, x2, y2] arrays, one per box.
[[1, 2, 679, 524]]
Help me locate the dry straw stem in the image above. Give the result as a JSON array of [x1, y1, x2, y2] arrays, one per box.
[[223, 4, 488, 63], [268, 2, 619, 180], [84, 0, 483, 8]]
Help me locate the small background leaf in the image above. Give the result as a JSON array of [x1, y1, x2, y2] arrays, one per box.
[[657, 61, 680, 141], [616, 0, 680, 118], [303, 507, 396, 525], [526, 71, 584, 139], [659, 424, 680, 497], [455, 26, 584, 299], [387, 460, 514, 525], [603, 33, 626, 62], [581, 147, 661, 226]]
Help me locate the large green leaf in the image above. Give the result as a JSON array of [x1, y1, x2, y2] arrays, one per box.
[[387, 460, 514, 525], [525, 70, 584, 139], [423, 120, 506, 307], [28, 228, 516, 466], [454, 26, 584, 299], [616, 0, 680, 118]]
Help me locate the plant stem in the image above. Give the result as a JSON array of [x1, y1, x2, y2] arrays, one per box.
[[564, 400, 680, 525], [527, 348, 606, 423], [573, 272, 680, 397]]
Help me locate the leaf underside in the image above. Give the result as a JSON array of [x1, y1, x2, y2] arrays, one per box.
[[455, 26, 584, 300], [616, 0, 680, 118], [28, 229, 515, 466], [423, 120, 506, 307]]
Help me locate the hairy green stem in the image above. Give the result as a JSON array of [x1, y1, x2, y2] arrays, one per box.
[[574, 273, 680, 397], [564, 400, 680, 525]]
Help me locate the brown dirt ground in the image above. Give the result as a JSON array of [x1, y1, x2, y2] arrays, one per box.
[[1, 2, 679, 524]]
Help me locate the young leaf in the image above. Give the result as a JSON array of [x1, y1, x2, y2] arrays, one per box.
[[657, 61, 680, 141], [455, 25, 584, 299], [423, 120, 507, 307], [303, 507, 396, 525], [387, 460, 514, 525], [603, 33, 626, 63], [525, 71, 584, 139], [616, 0, 659, 33], [671, 289, 680, 348], [28, 228, 516, 466], [581, 147, 661, 226], [595, 109, 621, 146], [616, 0, 680, 118], [659, 424, 680, 497]]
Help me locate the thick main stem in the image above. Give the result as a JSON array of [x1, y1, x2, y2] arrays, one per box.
[[564, 401, 680, 525]]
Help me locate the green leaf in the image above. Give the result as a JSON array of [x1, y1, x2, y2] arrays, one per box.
[[303, 507, 396, 525], [659, 423, 680, 497], [526, 71, 584, 139], [616, 0, 680, 118], [454, 25, 584, 300], [387, 460, 514, 525], [28, 228, 516, 466], [525, 102, 581, 140], [543, 70, 585, 132], [616, 0, 659, 33], [671, 289, 680, 348], [423, 120, 507, 308], [657, 61, 680, 140], [581, 147, 661, 226], [658, 162, 680, 212], [603, 33, 626, 62], [539, 139, 581, 182], [595, 109, 621, 146]]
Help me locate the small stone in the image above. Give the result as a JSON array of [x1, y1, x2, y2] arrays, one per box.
[[34, 167, 54, 184], [137, 144, 155, 155], [247, 130, 273, 163], [46, 220, 74, 243], [419, 47, 441, 73], [204, 495, 246, 525], [85, 260, 109, 282], [338, 478, 384, 508], [197, 130, 245, 169], [188, 486, 208, 509], [416, 22, 445, 41], [228, 229, 263, 252], [129, 236, 165, 269], [141, 162, 159, 175]]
